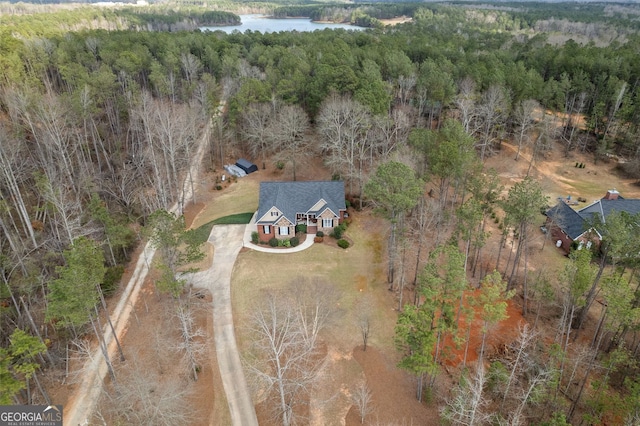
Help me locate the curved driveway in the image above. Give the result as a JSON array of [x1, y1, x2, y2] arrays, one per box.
[[190, 224, 258, 426]]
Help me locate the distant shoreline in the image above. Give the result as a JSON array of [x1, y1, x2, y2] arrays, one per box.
[[267, 15, 413, 27]]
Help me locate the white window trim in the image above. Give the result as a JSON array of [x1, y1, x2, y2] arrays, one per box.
[[279, 226, 289, 236], [322, 218, 333, 228], [263, 225, 271, 234]]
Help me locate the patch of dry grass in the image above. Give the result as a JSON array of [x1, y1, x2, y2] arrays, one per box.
[[191, 178, 259, 230]]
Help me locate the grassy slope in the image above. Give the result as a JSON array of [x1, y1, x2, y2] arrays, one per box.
[[191, 178, 259, 229]]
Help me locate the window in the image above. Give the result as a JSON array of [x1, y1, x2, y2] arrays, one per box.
[[322, 218, 333, 228], [263, 225, 271, 234], [271, 211, 278, 217], [279, 226, 289, 236]]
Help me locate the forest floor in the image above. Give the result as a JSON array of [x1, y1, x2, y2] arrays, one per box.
[[52, 137, 640, 425]]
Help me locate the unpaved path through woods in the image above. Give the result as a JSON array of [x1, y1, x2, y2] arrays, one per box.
[[64, 108, 217, 425]]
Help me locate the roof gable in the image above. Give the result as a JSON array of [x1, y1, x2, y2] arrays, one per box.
[[256, 206, 282, 224], [308, 199, 327, 214], [257, 181, 346, 225]]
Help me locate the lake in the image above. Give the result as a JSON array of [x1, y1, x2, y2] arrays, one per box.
[[200, 14, 363, 34]]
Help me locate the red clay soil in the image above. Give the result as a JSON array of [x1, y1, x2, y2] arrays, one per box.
[[442, 292, 526, 368], [343, 291, 525, 425]]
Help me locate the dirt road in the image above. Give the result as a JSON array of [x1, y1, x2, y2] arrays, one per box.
[[63, 110, 214, 425]]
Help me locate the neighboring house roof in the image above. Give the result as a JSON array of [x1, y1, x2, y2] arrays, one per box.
[[546, 193, 640, 240], [546, 201, 588, 240], [578, 199, 640, 223], [257, 181, 346, 225]]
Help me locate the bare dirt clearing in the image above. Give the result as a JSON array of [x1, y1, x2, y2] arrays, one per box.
[[496, 140, 640, 202]]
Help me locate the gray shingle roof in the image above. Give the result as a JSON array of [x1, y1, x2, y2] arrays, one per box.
[[546, 201, 588, 239], [547, 196, 640, 240], [578, 199, 640, 223], [257, 181, 346, 225]]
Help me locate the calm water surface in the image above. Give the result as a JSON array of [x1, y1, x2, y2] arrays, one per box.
[[201, 14, 363, 33]]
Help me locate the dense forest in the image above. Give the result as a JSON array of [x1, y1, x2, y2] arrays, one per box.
[[1, 2, 640, 424]]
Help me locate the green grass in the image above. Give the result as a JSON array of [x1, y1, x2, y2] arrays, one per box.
[[212, 212, 254, 225], [193, 212, 253, 244]]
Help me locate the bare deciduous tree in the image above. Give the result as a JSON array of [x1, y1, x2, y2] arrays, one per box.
[[455, 77, 477, 134], [562, 91, 587, 156], [268, 104, 310, 181], [241, 102, 274, 169], [131, 91, 200, 213], [67, 338, 98, 386], [0, 123, 37, 250], [409, 195, 443, 296], [509, 367, 553, 426], [441, 366, 490, 426], [246, 280, 336, 426], [174, 303, 207, 381], [180, 53, 202, 90], [501, 323, 539, 408], [317, 94, 372, 199], [372, 107, 412, 160], [397, 74, 416, 107], [352, 381, 374, 424], [527, 113, 559, 176], [105, 357, 194, 426], [475, 84, 510, 161], [289, 278, 338, 350], [355, 293, 374, 351], [513, 99, 540, 161]]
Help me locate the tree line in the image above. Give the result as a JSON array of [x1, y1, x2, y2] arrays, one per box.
[[0, 5, 240, 37]]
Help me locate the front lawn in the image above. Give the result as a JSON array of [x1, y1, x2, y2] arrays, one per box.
[[231, 214, 395, 351], [230, 214, 398, 424]]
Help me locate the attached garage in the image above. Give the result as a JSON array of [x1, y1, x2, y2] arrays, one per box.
[[236, 158, 258, 174]]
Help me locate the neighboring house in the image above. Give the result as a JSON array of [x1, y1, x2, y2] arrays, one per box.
[[545, 189, 640, 253], [256, 181, 347, 242]]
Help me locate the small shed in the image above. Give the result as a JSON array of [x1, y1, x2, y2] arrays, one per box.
[[236, 158, 258, 174]]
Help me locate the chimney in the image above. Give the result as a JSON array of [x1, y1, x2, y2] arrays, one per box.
[[603, 189, 619, 200]]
